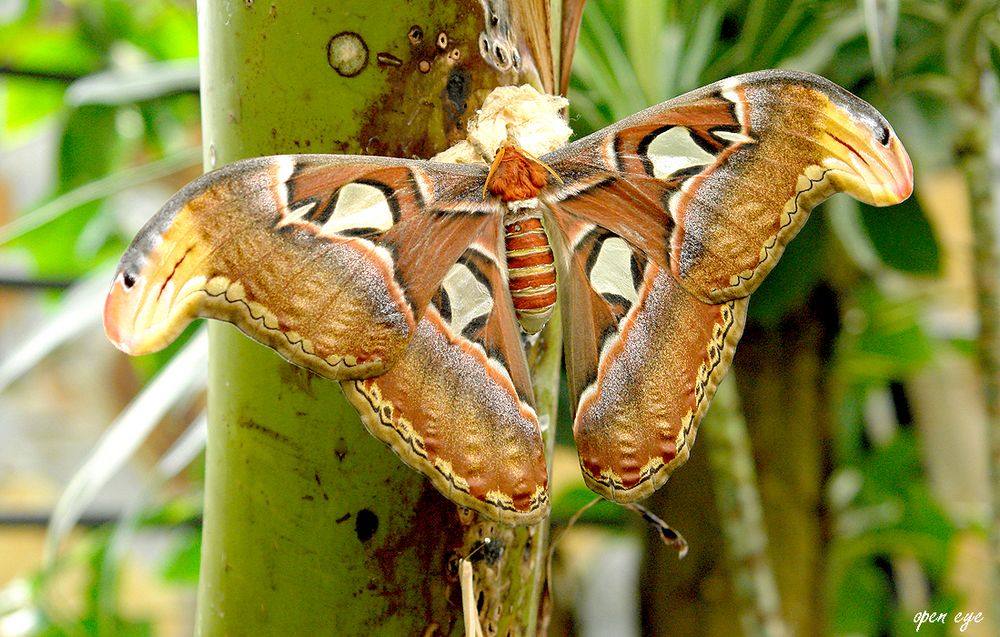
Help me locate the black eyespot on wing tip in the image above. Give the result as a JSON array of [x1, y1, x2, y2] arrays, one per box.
[[122, 271, 137, 289], [878, 124, 891, 146]]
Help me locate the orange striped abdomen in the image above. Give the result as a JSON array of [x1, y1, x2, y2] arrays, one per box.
[[505, 216, 557, 334]]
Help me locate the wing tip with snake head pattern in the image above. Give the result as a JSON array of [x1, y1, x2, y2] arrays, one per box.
[[542, 70, 913, 307], [673, 70, 914, 303], [104, 154, 494, 381]]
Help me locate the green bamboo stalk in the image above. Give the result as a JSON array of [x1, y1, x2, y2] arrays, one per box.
[[524, 307, 563, 635], [947, 4, 1000, 618], [196, 1, 561, 634], [964, 71, 1000, 633], [703, 377, 790, 637], [941, 0, 1000, 619]]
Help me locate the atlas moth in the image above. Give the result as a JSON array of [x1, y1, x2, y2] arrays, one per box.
[[104, 71, 913, 524]]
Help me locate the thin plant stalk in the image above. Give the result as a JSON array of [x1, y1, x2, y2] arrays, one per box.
[[703, 377, 790, 637]]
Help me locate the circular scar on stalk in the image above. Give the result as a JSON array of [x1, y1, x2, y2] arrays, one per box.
[[327, 32, 369, 77]]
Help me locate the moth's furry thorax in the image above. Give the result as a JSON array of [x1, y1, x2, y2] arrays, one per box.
[[486, 145, 551, 202]]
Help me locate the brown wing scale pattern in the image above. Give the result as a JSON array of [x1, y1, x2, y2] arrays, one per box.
[[105, 70, 914, 524], [549, 213, 747, 501], [105, 155, 496, 380]]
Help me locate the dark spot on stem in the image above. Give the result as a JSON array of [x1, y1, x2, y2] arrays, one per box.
[[334, 436, 348, 460], [355, 508, 379, 542], [445, 67, 471, 118]]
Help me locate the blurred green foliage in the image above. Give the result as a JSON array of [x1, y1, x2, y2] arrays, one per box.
[[31, 534, 154, 637], [1, 0, 200, 278], [2, 2, 202, 635]]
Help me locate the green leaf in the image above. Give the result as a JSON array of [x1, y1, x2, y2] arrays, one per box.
[[858, 195, 940, 274], [751, 0, 817, 69], [76, 0, 135, 54], [838, 283, 935, 381], [161, 529, 202, 585], [577, 0, 647, 121], [829, 558, 891, 636], [0, 267, 111, 394], [856, 434, 953, 544], [861, 0, 900, 84], [0, 148, 199, 246], [550, 486, 629, 526], [125, 3, 199, 60], [45, 331, 208, 565], [623, 0, 665, 103], [678, 3, 723, 93], [777, 11, 865, 74], [895, 14, 947, 77], [882, 91, 953, 172], [66, 59, 199, 107], [0, 22, 102, 131], [0, 22, 102, 75], [2, 77, 66, 131], [3, 200, 109, 276], [58, 105, 120, 191]]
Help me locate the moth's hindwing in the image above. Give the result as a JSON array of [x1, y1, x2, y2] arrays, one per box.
[[342, 226, 548, 524], [550, 215, 747, 501], [104, 155, 496, 380]]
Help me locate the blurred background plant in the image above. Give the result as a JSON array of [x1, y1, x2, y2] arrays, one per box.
[[0, 0, 996, 636]]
